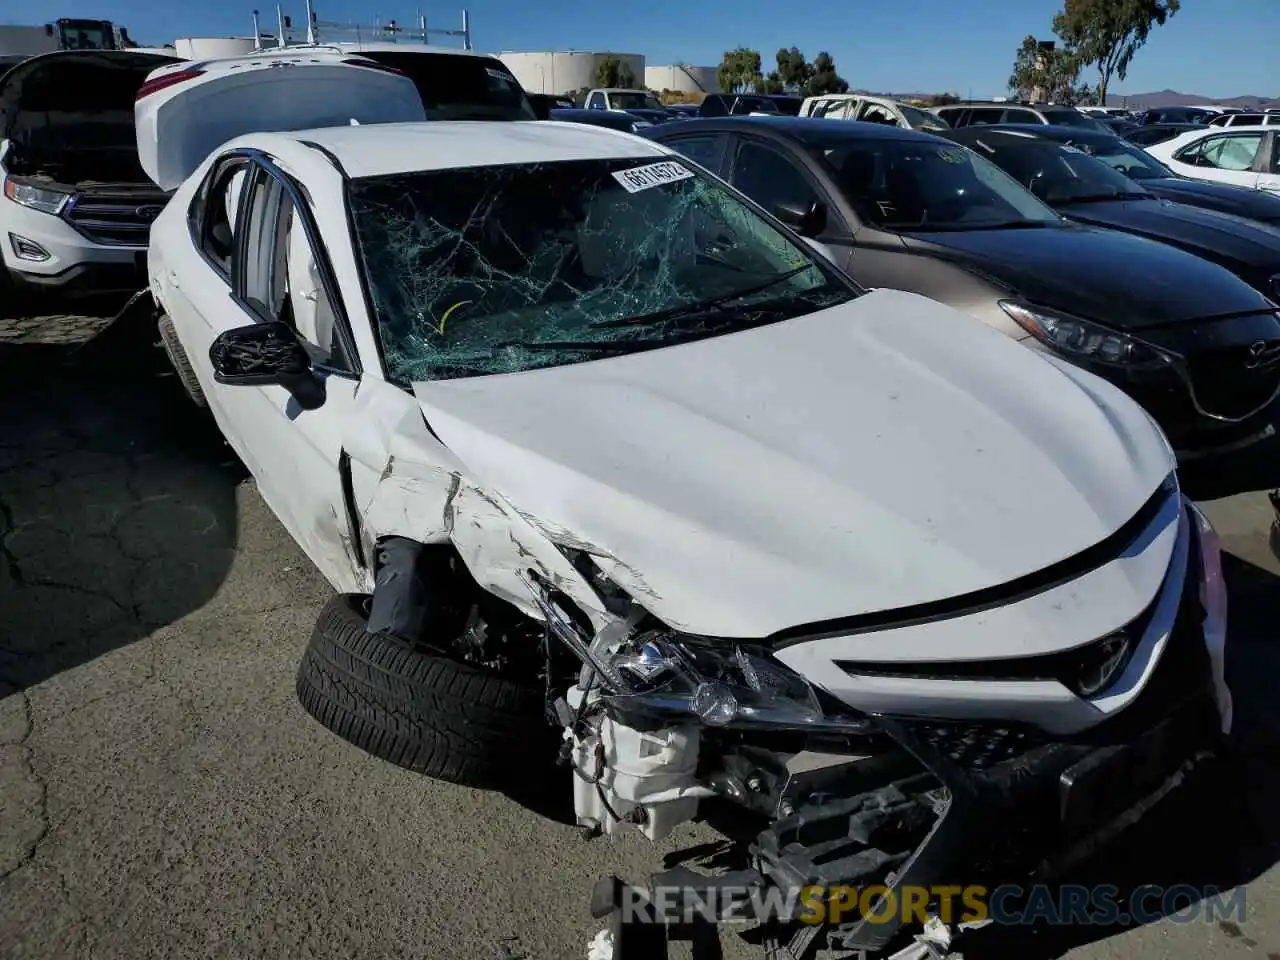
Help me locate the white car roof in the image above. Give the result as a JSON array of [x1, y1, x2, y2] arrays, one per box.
[[256, 120, 671, 179]]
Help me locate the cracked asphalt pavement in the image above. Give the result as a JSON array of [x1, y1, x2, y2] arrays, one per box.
[[1, 298, 1279, 960]]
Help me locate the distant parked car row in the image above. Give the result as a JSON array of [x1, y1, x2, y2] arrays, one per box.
[[648, 114, 1280, 462]]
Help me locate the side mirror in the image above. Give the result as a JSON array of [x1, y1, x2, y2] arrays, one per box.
[[530, 98, 551, 121], [774, 200, 827, 238], [209, 321, 322, 406]]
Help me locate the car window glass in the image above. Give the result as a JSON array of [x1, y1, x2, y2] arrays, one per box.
[[360, 52, 534, 121], [967, 109, 1005, 126], [1269, 137, 1280, 174], [192, 159, 249, 276], [732, 142, 821, 215], [815, 99, 852, 119], [348, 159, 854, 384], [859, 103, 899, 126], [665, 137, 722, 171], [819, 140, 1059, 228], [239, 171, 353, 371], [1002, 108, 1040, 123], [587, 92, 604, 109], [1197, 134, 1264, 171], [984, 140, 1146, 202]]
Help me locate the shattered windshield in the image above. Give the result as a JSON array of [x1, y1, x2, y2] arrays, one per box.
[[817, 139, 1060, 230], [349, 158, 855, 383]]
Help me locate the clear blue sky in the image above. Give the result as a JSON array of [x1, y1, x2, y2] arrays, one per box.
[[13, 0, 1279, 98]]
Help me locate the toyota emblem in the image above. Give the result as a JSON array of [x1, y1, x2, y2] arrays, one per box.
[[1245, 340, 1280, 369], [135, 205, 163, 221]]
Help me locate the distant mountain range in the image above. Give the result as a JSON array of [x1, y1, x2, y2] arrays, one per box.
[[1104, 89, 1280, 110], [852, 87, 1279, 111]]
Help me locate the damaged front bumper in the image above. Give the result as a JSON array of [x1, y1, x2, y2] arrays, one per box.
[[597, 503, 1229, 959]]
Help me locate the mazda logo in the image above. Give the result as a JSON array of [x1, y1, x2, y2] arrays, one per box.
[[135, 205, 163, 221], [1245, 340, 1280, 369]]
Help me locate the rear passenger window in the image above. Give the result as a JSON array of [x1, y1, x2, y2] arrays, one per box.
[[1001, 109, 1040, 123], [191, 158, 249, 277], [967, 109, 1005, 126], [936, 107, 967, 127]]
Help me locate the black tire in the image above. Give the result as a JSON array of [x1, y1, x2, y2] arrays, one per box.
[[296, 594, 555, 788], [157, 313, 207, 407]]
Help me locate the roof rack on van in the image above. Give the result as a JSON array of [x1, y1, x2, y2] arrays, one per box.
[[250, 1, 474, 51]]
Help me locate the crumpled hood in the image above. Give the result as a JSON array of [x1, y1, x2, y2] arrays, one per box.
[[1143, 177, 1280, 225], [1057, 196, 1280, 274], [901, 222, 1274, 329], [412, 289, 1174, 638]]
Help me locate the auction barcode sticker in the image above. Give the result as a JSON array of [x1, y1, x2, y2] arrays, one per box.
[[612, 161, 696, 193]]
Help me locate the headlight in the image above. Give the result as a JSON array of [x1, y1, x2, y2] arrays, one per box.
[[610, 634, 833, 728], [999, 300, 1168, 369], [3, 179, 71, 215]]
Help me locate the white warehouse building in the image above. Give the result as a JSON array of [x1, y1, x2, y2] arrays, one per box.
[[497, 50, 646, 95], [645, 64, 717, 94]]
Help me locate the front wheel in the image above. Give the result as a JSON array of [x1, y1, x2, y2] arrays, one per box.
[[295, 594, 556, 788]]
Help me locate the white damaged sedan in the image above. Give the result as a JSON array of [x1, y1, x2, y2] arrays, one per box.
[[144, 112, 1231, 957]]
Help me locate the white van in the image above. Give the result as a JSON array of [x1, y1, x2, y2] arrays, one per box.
[[0, 50, 180, 294]]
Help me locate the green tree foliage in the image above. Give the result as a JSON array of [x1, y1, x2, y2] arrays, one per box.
[[718, 48, 763, 94], [775, 47, 814, 93], [757, 72, 786, 94], [1008, 35, 1083, 102], [594, 55, 637, 90], [805, 51, 848, 96], [1052, 0, 1180, 103]]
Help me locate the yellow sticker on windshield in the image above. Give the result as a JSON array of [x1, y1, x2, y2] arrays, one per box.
[[935, 149, 965, 163]]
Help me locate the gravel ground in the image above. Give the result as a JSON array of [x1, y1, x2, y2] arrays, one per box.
[[1, 299, 1278, 960]]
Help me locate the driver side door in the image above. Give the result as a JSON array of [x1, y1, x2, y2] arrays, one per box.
[[162, 153, 375, 591]]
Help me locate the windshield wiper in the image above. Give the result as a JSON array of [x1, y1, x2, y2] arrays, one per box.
[[590, 264, 816, 330], [494, 339, 639, 353]]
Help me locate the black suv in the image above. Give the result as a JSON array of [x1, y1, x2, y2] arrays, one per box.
[[933, 100, 1109, 132]]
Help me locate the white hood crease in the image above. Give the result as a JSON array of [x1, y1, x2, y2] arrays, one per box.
[[400, 290, 1174, 640]]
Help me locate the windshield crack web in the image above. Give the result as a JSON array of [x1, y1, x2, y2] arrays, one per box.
[[352, 165, 801, 383]]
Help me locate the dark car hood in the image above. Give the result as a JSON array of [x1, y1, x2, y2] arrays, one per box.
[[1055, 196, 1280, 273], [1141, 177, 1280, 225], [900, 222, 1274, 329], [625, 108, 672, 123]]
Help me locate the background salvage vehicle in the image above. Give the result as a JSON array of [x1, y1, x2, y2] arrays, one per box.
[[1123, 121, 1208, 147], [931, 99, 1110, 133], [650, 117, 1280, 462], [0, 49, 179, 294], [800, 93, 951, 132], [140, 91, 1234, 957], [970, 124, 1280, 226], [1144, 125, 1280, 194], [944, 125, 1280, 295]]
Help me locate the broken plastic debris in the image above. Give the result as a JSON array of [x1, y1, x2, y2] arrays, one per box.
[[585, 928, 614, 960]]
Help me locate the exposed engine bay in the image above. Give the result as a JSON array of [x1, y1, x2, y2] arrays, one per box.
[[519, 507, 1228, 959], [1, 51, 174, 186]]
